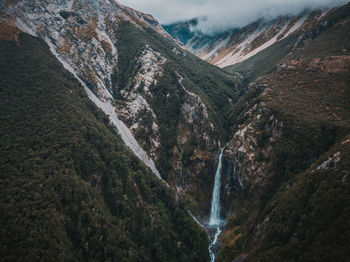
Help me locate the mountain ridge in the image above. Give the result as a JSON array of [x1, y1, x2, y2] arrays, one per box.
[[164, 7, 339, 68]]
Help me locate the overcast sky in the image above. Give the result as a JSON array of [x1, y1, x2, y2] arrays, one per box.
[[118, 0, 348, 33]]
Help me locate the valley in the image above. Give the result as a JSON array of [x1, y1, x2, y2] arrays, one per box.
[[1, 0, 350, 261]]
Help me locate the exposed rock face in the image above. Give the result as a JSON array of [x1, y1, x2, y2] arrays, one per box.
[[217, 97, 285, 219], [224, 102, 283, 196], [176, 72, 216, 150], [4, 0, 173, 101], [115, 45, 166, 160], [316, 151, 341, 170], [172, 73, 220, 217]]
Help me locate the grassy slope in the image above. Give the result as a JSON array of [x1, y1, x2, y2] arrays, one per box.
[[219, 3, 350, 261], [0, 33, 209, 262]]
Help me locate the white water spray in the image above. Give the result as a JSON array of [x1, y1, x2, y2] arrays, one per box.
[[208, 148, 224, 262], [209, 148, 224, 226]]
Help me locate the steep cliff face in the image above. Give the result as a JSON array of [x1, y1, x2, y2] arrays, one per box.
[[114, 45, 166, 160], [223, 101, 283, 196]]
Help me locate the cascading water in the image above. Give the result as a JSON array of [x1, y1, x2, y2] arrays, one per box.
[[208, 148, 224, 262], [209, 148, 224, 226]]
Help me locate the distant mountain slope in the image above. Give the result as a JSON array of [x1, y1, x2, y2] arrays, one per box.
[[163, 18, 200, 46], [164, 9, 334, 68], [0, 30, 209, 261], [225, 2, 350, 81]]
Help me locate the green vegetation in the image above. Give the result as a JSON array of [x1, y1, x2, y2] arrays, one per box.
[[115, 22, 244, 141], [1, 2, 349, 261], [0, 33, 209, 261], [219, 3, 350, 261], [219, 139, 350, 262], [249, 140, 350, 262], [114, 22, 245, 214], [219, 85, 350, 262]]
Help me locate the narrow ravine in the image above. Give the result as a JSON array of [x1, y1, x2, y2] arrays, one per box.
[[208, 148, 224, 262]]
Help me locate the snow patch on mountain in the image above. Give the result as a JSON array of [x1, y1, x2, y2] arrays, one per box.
[[223, 23, 290, 66], [216, 28, 264, 67], [282, 15, 308, 39], [201, 33, 232, 60]]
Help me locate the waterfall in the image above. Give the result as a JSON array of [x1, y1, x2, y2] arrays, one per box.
[[208, 148, 224, 262], [209, 148, 224, 226]]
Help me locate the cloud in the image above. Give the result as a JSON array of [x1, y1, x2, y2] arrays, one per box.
[[118, 0, 348, 33]]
